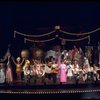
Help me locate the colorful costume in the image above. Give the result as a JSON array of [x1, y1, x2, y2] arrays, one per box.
[[23, 60, 30, 84], [60, 63, 67, 83], [51, 63, 58, 84], [67, 63, 73, 79], [12, 57, 24, 81]]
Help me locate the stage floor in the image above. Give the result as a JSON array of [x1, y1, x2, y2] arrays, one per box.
[[0, 83, 100, 99], [0, 80, 100, 99]]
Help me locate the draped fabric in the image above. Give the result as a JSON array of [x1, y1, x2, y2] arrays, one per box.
[[6, 58, 13, 83]]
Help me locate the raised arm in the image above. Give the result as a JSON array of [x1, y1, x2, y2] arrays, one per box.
[[0, 56, 7, 62], [11, 56, 17, 65], [20, 58, 25, 66]]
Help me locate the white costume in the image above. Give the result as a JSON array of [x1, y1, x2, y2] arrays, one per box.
[[67, 64, 73, 77], [0, 69, 5, 83], [45, 65, 51, 74], [84, 57, 90, 68]]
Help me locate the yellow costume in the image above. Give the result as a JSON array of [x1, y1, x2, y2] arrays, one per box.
[[16, 64, 22, 73]]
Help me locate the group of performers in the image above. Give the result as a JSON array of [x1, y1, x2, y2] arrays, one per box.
[[0, 45, 100, 85]]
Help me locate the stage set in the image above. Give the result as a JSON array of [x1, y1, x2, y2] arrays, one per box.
[[0, 26, 100, 99]]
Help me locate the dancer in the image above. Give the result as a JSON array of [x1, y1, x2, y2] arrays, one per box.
[[45, 61, 52, 83], [82, 66, 88, 82], [0, 63, 5, 83], [72, 60, 80, 84], [60, 60, 67, 84], [78, 47, 84, 69], [92, 64, 99, 82], [6, 55, 13, 84], [67, 61, 73, 81], [12, 57, 24, 81], [51, 59, 58, 84], [23, 60, 30, 84], [83, 57, 91, 69], [34, 60, 46, 84]]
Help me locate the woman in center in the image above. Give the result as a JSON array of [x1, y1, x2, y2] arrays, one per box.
[[60, 59, 67, 84]]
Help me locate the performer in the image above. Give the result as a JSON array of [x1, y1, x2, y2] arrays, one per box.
[[34, 60, 46, 84], [82, 66, 88, 82], [29, 64, 36, 84], [0, 45, 13, 84], [0, 45, 11, 63], [6, 55, 13, 84], [92, 64, 99, 82], [60, 60, 67, 84], [67, 61, 73, 81], [12, 57, 24, 81], [40, 64, 46, 85], [97, 65, 100, 80], [85, 46, 93, 64], [68, 50, 73, 62], [34, 60, 42, 77], [0, 63, 5, 84], [72, 46, 78, 61], [51, 59, 58, 84], [83, 57, 90, 69], [78, 47, 84, 69], [23, 60, 31, 84], [98, 42, 100, 67], [72, 61, 80, 84], [73, 60, 79, 69], [90, 66, 94, 81], [86, 66, 91, 81], [45, 61, 52, 82]]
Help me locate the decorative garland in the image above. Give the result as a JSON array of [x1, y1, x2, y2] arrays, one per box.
[[14, 26, 100, 44], [59, 36, 89, 42], [59, 27, 100, 36], [24, 35, 89, 43], [24, 37, 56, 43], [14, 26, 100, 38], [14, 30, 55, 38]]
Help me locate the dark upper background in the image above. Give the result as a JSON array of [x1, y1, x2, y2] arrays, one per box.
[[0, 1, 100, 57]]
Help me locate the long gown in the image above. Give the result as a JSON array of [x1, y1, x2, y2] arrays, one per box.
[[6, 59, 13, 84], [60, 63, 67, 83]]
